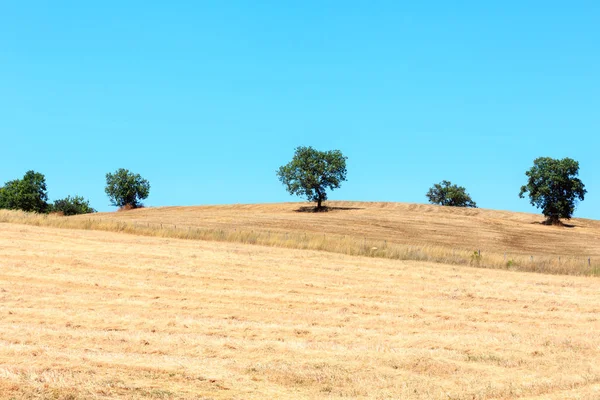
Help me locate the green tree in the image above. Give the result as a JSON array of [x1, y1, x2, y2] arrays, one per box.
[[519, 157, 586, 224], [0, 170, 49, 213], [426, 180, 477, 208], [105, 168, 150, 209], [51, 195, 96, 216], [277, 146, 348, 210]]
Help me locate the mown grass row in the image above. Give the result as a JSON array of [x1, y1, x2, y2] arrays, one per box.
[[1, 209, 598, 276]]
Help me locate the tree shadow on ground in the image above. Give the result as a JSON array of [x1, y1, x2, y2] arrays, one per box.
[[530, 220, 576, 228], [294, 206, 364, 213]]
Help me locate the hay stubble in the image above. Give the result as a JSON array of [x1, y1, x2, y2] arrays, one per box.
[[1, 224, 600, 398]]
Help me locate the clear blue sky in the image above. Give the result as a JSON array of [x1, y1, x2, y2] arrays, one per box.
[[1, 2, 598, 218]]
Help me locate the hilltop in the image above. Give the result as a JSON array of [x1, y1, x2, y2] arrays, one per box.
[[81, 201, 600, 258]]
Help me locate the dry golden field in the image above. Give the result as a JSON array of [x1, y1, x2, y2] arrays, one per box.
[[1, 222, 600, 399], [2, 202, 600, 275], [76, 201, 600, 257]]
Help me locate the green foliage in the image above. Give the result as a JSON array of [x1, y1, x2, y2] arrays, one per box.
[[470, 251, 482, 266], [277, 146, 348, 209], [519, 157, 586, 224], [426, 180, 477, 208], [50, 195, 96, 216], [105, 168, 150, 208], [0, 170, 49, 213]]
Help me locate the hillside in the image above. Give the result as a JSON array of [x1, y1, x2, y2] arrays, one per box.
[[1, 223, 600, 399], [82, 201, 600, 258]]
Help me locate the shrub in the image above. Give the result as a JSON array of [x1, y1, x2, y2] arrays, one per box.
[[426, 180, 477, 208], [470, 251, 482, 266], [51, 195, 96, 216]]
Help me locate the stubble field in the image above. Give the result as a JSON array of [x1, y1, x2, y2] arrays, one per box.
[[3, 202, 600, 275], [76, 202, 600, 258], [1, 222, 600, 399]]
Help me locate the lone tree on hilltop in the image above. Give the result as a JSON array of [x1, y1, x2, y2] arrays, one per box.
[[426, 180, 477, 208], [105, 168, 150, 209], [0, 170, 49, 213], [519, 157, 586, 225], [277, 146, 347, 210]]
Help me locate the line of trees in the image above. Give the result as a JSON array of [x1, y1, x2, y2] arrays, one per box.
[[0, 170, 96, 215], [277, 147, 586, 225], [0, 168, 151, 216], [0, 152, 588, 226]]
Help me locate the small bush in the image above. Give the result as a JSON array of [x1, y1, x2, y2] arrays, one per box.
[[470, 251, 482, 266], [426, 180, 477, 208], [51, 195, 96, 216]]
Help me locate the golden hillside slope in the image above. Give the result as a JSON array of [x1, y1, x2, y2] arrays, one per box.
[[1, 224, 599, 399], [83, 201, 600, 257]]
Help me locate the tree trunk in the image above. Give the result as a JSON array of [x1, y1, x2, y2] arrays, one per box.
[[317, 197, 322, 210], [547, 214, 561, 226]]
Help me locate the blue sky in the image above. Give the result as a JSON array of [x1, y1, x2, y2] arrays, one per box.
[[1, 2, 598, 218]]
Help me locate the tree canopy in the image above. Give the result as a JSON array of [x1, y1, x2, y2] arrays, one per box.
[[105, 168, 150, 209], [50, 195, 96, 216], [519, 157, 586, 224], [0, 170, 49, 213], [277, 146, 347, 210], [426, 180, 477, 208]]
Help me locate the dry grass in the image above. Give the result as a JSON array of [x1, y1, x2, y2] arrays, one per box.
[[1, 201, 599, 275], [1, 224, 600, 399], [78, 201, 600, 255]]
